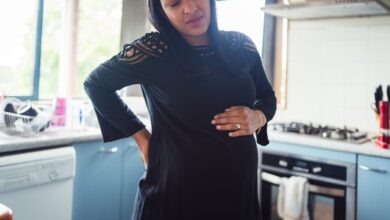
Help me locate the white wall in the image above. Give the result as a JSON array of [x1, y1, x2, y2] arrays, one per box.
[[121, 0, 148, 96], [273, 16, 390, 133], [120, 0, 147, 46]]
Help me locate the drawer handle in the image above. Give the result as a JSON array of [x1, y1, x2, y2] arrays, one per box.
[[359, 165, 388, 174], [99, 147, 119, 153]]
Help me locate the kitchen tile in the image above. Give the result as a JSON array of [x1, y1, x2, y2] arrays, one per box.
[[322, 85, 345, 107], [288, 42, 324, 62], [322, 66, 345, 86], [343, 107, 370, 130], [343, 62, 369, 85], [367, 39, 390, 62], [323, 26, 369, 42], [289, 26, 324, 42], [278, 16, 390, 134], [367, 62, 390, 90], [344, 85, 370, 108], [323, 41, 367, 62], [368, 25, 390, 40], [321, 106, 344, 127]]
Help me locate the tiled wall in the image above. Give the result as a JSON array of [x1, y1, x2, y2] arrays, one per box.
[[273, 16, 390, 133]]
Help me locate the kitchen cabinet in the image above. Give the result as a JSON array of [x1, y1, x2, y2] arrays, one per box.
[[72, 138, 145, 220], [121, 142, 146, 219], [357, 155, 390, 220]]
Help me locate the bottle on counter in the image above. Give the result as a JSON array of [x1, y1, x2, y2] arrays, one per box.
[[51, 97, 67, 127]]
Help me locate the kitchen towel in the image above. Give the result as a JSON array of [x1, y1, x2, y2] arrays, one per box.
[[277, 176, 310, 220]]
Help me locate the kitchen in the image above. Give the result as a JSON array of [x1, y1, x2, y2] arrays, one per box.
[[1, 0, 390, 219]]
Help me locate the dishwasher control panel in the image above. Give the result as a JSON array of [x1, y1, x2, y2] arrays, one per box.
[[0, 149, 74, 193]]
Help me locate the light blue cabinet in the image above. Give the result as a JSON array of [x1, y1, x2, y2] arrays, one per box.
[[121, 140, 146, 220], [357, 155, 390, 220], [72, 138, 145, 220]]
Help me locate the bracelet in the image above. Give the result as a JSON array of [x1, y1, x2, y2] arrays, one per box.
[[255, 110, 265, 135]]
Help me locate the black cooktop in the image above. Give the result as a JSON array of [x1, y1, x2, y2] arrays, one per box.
[[270, 122, 369, 144]]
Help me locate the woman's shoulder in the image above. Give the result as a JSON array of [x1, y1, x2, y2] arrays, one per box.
[[219, 30, 259, 54], [118, 32, 169, 64]]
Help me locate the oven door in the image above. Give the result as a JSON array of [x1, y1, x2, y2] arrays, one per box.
[[260, 171, 355, 220]]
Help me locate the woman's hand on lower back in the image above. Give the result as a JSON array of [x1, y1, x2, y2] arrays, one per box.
[[133, 128, 151, 169]]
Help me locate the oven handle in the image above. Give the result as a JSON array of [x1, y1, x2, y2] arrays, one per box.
[[261, 172, 345, 197], [359, 165, 388, 174]]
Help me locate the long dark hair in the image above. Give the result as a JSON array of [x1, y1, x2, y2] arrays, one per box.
[[146, 0, 233, 75]]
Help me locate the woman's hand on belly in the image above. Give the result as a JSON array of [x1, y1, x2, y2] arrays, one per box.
[[211, 106, 266, 137]]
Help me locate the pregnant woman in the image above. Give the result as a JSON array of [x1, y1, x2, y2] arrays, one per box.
[[84, 0, 277, 219]]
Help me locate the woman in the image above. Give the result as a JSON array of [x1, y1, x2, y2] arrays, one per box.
[[84, 0, 276, 219]]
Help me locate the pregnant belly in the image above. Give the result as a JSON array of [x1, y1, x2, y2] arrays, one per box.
[[177, 135, 258, 180], [148, 130, 258, 183]]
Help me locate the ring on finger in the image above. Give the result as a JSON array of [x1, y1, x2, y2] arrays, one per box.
[[235, 123, 241, 130]]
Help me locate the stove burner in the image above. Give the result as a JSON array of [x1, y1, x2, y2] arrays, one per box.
[[270, 122, 368, 144]]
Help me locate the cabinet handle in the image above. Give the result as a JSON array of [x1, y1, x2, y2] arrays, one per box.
[[128, 145, 138, 149], [99, 147, 119, 153], [359, 165, 388, 174]]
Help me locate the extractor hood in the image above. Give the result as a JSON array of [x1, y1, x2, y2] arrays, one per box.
[[261, 0, 390, 20]]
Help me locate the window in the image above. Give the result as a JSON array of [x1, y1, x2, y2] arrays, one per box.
[[75, 0, 122, 97], [40, 0, 122, 99], [0, 0, 42, 99], [39, 0, 61, 99], [0, 0, 122, 100]]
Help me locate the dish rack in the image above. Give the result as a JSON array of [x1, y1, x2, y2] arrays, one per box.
[[0, 110, 55, 135], [1, 97, 95, 136]]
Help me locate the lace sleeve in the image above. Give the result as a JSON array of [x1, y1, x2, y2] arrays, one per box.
[[83, 32, 168, 142], [118, 32, 169, 64]]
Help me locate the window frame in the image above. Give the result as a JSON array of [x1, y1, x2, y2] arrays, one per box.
[[15, 0, 44, 101]]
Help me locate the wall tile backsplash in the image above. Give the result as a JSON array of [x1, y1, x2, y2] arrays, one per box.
[[273, 16, 390, 133]]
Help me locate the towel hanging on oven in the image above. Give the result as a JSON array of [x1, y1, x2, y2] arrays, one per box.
[[277, 176, 310, 220]]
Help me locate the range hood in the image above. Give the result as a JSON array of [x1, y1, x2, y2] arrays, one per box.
[[261, 0, 390, 20]]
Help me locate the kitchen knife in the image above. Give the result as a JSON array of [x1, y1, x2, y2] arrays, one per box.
[[375, 85, 383, 111]]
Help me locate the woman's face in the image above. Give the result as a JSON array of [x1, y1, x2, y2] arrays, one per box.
[[160, 0, 211, 46]]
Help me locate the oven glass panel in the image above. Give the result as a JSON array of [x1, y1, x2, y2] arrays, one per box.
[[268, 185, 336, 220], [312, 195, 334, 219]]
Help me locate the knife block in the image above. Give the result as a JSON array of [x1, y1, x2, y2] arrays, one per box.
[[375, 101, 389, 149]]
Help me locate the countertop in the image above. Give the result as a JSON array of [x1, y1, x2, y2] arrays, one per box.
[[1, 95, 389, 158], [0, 97, 150, 154], [268, 130, 390, 159], [2, 125, 389, 158], [0, 115, 152, 154], [0, 127, 103, 154]]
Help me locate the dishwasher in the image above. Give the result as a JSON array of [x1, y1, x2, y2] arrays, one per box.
[[0, 146, 75, 220]]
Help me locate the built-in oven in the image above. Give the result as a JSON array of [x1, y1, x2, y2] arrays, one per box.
[[258, 150, 356, 220]]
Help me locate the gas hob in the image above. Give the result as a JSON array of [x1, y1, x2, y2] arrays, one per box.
[[270, 122, 369, 144]]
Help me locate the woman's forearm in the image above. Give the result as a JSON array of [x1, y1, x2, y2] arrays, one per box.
[[133, 128, 151, 147], [132, 128, 151, 167]]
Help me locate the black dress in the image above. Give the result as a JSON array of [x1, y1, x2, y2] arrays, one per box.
[[84, 31, 276, 220]]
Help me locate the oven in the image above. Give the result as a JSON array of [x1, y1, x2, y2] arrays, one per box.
[[258, 150, 356, 220]]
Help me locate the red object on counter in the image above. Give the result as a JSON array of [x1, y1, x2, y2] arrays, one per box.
[[375, 101, 389, 149]]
